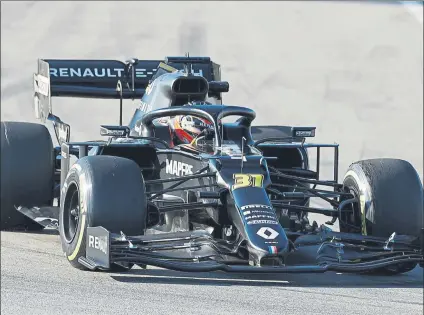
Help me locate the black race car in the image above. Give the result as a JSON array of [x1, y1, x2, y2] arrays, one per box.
[[1, 56, 423, 274]]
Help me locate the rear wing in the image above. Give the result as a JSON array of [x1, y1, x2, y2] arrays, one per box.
[[33, 56, 222, 122]]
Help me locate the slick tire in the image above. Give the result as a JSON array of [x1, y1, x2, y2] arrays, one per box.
[[1, 121, 54, 231], [59, 155, 147, 271], [342, 158, 423, 274]]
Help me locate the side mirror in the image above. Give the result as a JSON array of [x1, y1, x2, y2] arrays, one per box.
[[291, 127, 316, 138], [100, 125, 129, 137]]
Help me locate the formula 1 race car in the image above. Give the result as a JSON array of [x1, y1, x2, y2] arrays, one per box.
[[1, 56, 423, 275]]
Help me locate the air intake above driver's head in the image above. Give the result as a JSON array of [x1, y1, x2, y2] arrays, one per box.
[[171, 76, 209, 95]]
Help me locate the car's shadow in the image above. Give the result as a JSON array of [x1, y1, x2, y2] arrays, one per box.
[[109, 265, 423, 288]]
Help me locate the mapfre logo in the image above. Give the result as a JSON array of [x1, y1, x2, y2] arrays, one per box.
[[165, 159, 193, 176]]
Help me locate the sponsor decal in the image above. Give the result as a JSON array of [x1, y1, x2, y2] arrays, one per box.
[[265, 241, 279, 244], [244, 210, 276, 215], [295, 130, 313, 137], [292, 127, 316, 138], [165, 159, 194, 176], [240, 204, 272, 211], [35, 74, 50, 96], [49, 67, 157, 78], [106, 130, 125, 136], [139, 100, 152, 113], [256, 227, 279, 240], [240, 204, 279, 224], [88, 235, 108, 255], [247, 220, 279, 225], [156, 117, 170, 125], [245, 215, 277, 221], [135, 68, 156, 78], [50, 68, 124, 78], [232, 174, 264, 191], [240, 204, 278, 224], [100, 126, 128, 137], [53, 121, 70, 145]]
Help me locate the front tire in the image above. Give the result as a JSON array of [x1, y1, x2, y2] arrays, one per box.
[[341, 158, 423, 275], [59, 155, 147, 271]]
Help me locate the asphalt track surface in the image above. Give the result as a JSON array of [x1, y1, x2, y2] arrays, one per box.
[[1, 1, 423, 314]]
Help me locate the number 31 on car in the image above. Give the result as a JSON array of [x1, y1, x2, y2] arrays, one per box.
[[232, 174, 264, 191]]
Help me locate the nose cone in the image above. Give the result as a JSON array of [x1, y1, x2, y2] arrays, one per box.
[[212, 155, 291, 265], [231, 188, 290, 265], [246, 222, 290, 266]]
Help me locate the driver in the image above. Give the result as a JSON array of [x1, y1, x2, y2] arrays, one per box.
[[169, 115, 214, 148]]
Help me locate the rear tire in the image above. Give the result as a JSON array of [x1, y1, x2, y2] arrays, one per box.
[[342, 158, 423, 275], [59, 155, 147, 271], [1, 121, 54, 231]]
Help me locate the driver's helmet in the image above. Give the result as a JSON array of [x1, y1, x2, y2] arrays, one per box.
[[171, 115, 213, 145]]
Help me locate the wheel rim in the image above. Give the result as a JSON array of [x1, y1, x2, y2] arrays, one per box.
[[63, 182, 80, 243], [340, 181, 363, 233]]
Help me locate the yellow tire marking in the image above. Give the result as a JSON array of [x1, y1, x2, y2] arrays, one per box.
[[344, 169, 369, 235], [68, 172, 87, 261], [67, 214, 86, 261]]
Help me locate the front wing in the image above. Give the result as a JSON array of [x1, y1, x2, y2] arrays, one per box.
[[80, 227, 424, 274]]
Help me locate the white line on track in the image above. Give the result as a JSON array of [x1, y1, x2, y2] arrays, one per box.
[[117, 273, 290, 284]]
